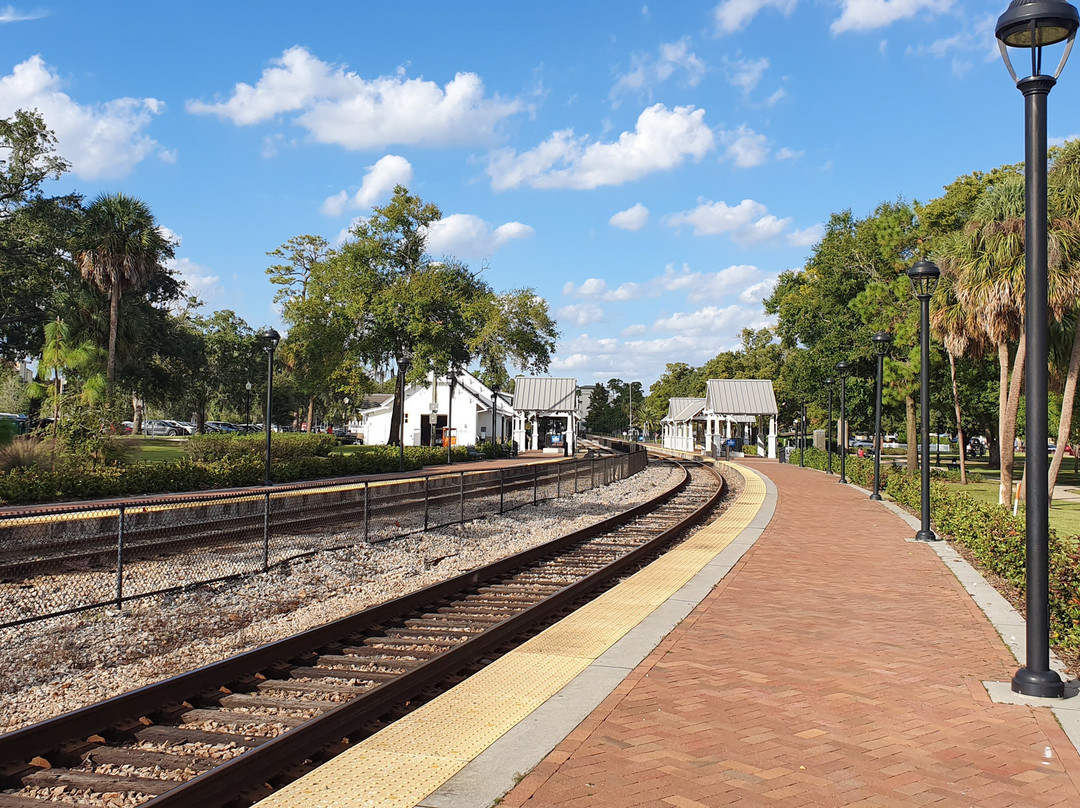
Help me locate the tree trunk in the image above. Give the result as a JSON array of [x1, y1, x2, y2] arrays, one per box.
[[999, 335, 1026, 507], [948, 351, 968, 485], [107, 268, 120, 384], [1049, 319, 1080, 505], [307, 397, 315, 433], [905, 395, 917, 474], [132, 394, 144, 435]]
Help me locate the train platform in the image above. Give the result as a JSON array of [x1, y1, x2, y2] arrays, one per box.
[[257, 459, 1080, 807]]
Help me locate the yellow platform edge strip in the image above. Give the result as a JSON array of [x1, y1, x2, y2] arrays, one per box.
[[256, 462, 766, 808]]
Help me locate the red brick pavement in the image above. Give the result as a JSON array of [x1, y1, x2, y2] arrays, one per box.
[[500, 459, 1080, 806]]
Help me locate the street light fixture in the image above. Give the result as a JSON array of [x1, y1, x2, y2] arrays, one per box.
[[245, 380, 252, 428], [260, 328, 280, 486], [871, 331, 893, 501], [835, 361, 852, 483], [799, 402, 806, 467], [907, 260, 940, 542], [825, 378, 834, 475], [996, 0, 1078, 700], [397, 352, 412, 471]]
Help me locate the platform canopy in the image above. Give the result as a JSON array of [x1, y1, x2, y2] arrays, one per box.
[[661, 397, 706, 424], [704, 379, 778, 417], [513, 376, 578, 414]]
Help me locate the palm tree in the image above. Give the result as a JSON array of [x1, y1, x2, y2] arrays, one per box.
[[74, 193, 174, 384]]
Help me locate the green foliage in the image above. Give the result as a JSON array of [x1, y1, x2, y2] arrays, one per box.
[[884, 473, 1080, 649], [187, 432, 338, 462]]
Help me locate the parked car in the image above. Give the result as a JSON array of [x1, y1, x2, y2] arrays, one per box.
[[163, 420, 195, 435], [333, 427, 357, 444], [206, 421, 240, 433], [143, 419, 182, 436]]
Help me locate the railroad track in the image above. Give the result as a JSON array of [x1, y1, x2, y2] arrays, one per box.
[[0, 460, 724, 808], [0, 459, 605, 582]]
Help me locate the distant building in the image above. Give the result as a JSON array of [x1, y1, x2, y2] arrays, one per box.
[[512, 376, 579, 455], [703, 379, 778, 459], [661, 397, 706, 452], [360, 372, 511, 447], [576, 384, 595, 435]]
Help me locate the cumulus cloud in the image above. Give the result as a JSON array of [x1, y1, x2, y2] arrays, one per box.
[[655, 263, 772, 303], [832, 0, 950, 35], [189, 46, 524, 150], [720, 125, 770, 168], [0, 56, 167, 179], [609, 203, 649, 231], [610, 38, 706, 105], [170, 257, 225, 304], [714, 0, 797, 34], [663, 197, 809, 245], [563, 277, 645, 301], [556, 303, 606, 327], [654, 304, 764, 334], [423, 214, 534, 258], [723, 55, 769, 93], [789, 223, 824, 246], [487, 103, 714, 191], [0, 6, 46, 22], [321, 155, 413, 216]]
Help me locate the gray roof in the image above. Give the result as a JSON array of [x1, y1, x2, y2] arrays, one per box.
[[513, 376, 578, 412], [662, 397, 706, 423], [704, 379, 778, 416]]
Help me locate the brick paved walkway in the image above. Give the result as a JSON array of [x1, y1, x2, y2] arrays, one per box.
[[500, 460, 1080, 807]]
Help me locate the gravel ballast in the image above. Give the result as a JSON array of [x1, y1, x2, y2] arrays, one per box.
[[0, 463, 692, 734]]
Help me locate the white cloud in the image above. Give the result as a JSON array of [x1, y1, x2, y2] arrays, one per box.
[[622, 324, 647, 337], [189, 46, 524, 150], [764, 88, 787, 107], [723, 55, 769, 93], [0, 56, 166, 179], [488, 103, 714, 191], [423, 214, 535, 258], [831, 0, 950, 35], [739, 278, 780, 304], [720, 125, 770, 168], [788, 223, 824, 246], [713, 0, 797, 34], [556, 303, 606, 327], [563, 277, 644, 301], [0, 6, 47, 23], [655, 263, 770, 303], [170, 257, 224, 304], [321, 155, 413, 215], [611, 38, 706, 106], [654, 304, 763, 334], [609, 203, 649, 231]]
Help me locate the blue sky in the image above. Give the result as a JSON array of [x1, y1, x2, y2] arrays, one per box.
[[2, 1, 1077, 388]]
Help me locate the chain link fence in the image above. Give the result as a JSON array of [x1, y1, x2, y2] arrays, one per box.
[[0, 452, 648, 628]]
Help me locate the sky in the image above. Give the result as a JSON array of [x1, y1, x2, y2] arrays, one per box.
[[2, 0, 1078, 390]]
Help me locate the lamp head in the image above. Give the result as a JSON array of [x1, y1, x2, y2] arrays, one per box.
[[261, 327, 281, 352], [824, 377, 833, 387], [835, 361, 852, 377], [245, 381, 252, 391], [872, 330, 894, 356], [996, 0, 1079, 81], [906, 260, 941, 300]]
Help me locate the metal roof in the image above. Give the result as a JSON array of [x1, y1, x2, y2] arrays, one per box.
[[513, 376, 578, 412], [662, 397, 705, 423], [704, 379, 778, 416]]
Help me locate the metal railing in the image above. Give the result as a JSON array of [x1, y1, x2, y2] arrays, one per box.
[[0, 452, 649, 629]]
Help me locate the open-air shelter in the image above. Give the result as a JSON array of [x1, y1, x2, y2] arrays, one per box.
[[703, 379, 779, 459], [660, 397, 706, 452]]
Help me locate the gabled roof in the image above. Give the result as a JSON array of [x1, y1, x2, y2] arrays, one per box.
[[513, 376, 577, 412], [704, 379, 778, 416], [662, 396, 706, 423]]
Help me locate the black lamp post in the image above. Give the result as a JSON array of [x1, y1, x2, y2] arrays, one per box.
[[835, 362, 852, 483], [871, 331, 893, 501], [825, 378, 834, 475], [907, 260, 940, 542], [491, 384, 499, 450], [397, 352, 412, 471], [245, 380, 252, 428], [799, 403, 806, 467], [997, 0, 1078, 699], [260, 328, 280, 485]]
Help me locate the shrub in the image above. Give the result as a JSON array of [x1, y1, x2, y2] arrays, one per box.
[[0, 436, 53, 472], [187, 432, 338, 462]]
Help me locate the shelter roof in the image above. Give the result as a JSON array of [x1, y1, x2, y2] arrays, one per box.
[[704, 379, 778, 416], [662, 397, 706, 423], [513, 376, 578, 412]]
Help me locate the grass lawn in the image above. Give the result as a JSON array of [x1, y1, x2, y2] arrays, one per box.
[[119, 437, 189, 463]]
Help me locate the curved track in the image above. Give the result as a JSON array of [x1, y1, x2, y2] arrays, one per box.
[[0, 460, 724, 808]]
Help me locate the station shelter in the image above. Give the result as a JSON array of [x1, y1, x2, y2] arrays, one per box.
[[702, 378, 779, 459], [512, 376, 579, 455], [660, 397, 706, 452]]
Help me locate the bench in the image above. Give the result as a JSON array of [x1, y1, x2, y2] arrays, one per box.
[[466, 449, 484, 461]]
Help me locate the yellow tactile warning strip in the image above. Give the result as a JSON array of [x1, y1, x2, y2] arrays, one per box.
[[255, 462, 766, 808]]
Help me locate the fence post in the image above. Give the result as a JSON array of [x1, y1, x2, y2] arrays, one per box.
[[115, 505, 125, 610], [574, 459, 579, 493], [557, 464, 562, 498], [499, 471, 504, 514], [591, 457, 596, 490], [262, 491, 271, 572], [363, 482, 369, 543], [460, 471, 465, 524], [424, 476, 430, 531], [533, 464, 538, 505]]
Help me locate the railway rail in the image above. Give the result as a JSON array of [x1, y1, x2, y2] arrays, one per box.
[[0, 459, 724, 808]]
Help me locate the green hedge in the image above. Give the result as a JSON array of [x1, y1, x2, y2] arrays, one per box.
[[884, 472, 1080, 650], [187, 432, 339, 461], [0, 444, 477, 505]]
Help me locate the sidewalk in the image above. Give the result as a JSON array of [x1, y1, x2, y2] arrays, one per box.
[[501, 459, 1080, 806]]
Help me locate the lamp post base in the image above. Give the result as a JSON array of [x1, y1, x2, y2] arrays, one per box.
[[914, 529, 938, 542], [1012, 666, 1065, 699], [869, 492, 882, 501], [838, 477, 847, 484]]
